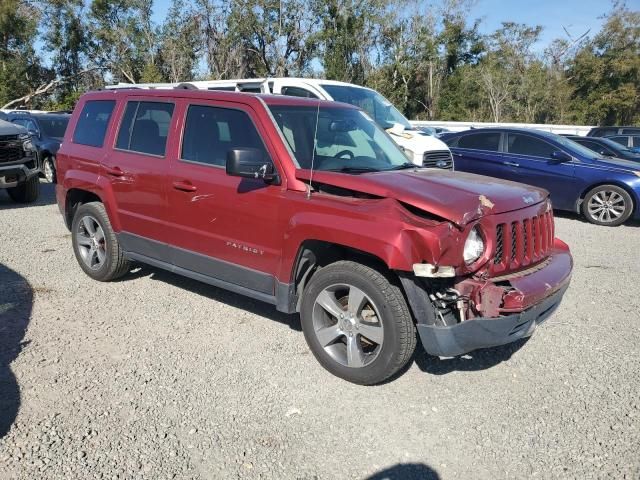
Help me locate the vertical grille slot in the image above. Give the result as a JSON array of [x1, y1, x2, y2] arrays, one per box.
[[510, 222, 518, 262], [494, 224, 504, 264]]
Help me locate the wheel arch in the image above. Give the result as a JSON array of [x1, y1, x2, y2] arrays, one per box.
[[287, 240, 399, 313], [576, 181, 638, 215], [64, 188, 104, 230]]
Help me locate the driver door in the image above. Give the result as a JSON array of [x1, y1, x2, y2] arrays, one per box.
[[166, 99, 284, 294], [503, 132, 576, 210]]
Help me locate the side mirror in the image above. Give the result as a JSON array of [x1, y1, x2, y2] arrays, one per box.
[[550, 150, 572, 163], [27, 127, 40, 137], [226, 148, 279, 184]]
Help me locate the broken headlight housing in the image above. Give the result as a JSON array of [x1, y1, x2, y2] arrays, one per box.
[[463, 226, 485, 265]]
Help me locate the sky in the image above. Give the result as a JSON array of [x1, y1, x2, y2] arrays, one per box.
[[150, 0, 612, 49]]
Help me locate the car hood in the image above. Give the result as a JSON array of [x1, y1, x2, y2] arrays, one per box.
[[387, 128, 450, 152], [587, 156, 640, 172], [297, 169, 548, 226], [0, 119, 26, 135]]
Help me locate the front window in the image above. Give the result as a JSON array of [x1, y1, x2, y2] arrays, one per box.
[[37, 117, 69, 138], [268, 105, 412, 172], [320, 84, 412, 130]]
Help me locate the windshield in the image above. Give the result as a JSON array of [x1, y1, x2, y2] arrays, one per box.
[[551, 134, 607, 159], [598, 137, 634, 153], [320, 84, 413, 130], [268, 105, 413, 172], [38, 117, 69, 138]]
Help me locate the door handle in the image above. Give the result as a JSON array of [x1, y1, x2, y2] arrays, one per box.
[[503, 161, 520, 167], [105, 166, 125, 177], [172, 180, 197, 192]]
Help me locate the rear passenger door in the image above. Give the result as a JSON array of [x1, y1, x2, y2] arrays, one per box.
[[447, 132, 504, 177], [166, 100, 284, 295], [104, 99, 176, 258]]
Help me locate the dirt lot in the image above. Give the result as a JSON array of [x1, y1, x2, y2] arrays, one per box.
[[0, 182, 639, 480]]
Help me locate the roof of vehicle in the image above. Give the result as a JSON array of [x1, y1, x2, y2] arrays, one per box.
[[79, 88, 361, 110], [8, 112, 71, 120], [448, 127, 564, 140]]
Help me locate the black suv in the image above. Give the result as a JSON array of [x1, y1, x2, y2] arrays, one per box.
[[8, 112, 71, 183], [0, 119, 40, 203]]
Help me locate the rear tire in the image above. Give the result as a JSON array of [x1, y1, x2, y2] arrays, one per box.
[[582, 185, 633, 226], [7, 176, 39, 203], [71, 202, 130, 281], [300, 261, 416, 385]]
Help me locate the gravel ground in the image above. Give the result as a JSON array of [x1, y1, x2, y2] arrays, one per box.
[[0, 182, 639, 480]]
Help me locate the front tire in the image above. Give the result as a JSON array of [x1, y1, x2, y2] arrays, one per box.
[[43, 156, 57, 183], [71, 202, 130, 281], [582, 185, 633, 226], [300, 261, 416, 385], [7, 176, 39, 203]]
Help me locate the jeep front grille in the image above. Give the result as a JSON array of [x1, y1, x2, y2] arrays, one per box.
[[422, 150, 453, 169], [491, 209, 554, 274]]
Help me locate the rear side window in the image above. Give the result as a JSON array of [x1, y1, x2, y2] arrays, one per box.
[[116, 101, 174, 156], [457, 132, 501, 151], [181, 105, 268, 167], [281, 86, 318, 99], [621, 128, 640, 135], [507, 134, 554, 157], [73, 100, 116, 147]]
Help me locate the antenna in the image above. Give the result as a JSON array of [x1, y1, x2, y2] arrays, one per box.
[[307, 100, 321, 199]]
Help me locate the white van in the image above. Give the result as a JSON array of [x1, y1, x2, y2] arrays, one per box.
[[107, 78, 453, 169]]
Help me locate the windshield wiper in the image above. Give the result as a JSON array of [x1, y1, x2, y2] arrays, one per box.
[[387, 162, 419, 171], [326, 166, 381, 174]]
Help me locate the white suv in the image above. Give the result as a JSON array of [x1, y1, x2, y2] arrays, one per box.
[[107, 78, 453, 169]]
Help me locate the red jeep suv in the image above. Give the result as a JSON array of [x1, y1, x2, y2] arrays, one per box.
[[56, 89, 573, 384]]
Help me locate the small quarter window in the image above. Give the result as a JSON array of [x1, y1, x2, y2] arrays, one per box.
[[73, 100, 116, 147]]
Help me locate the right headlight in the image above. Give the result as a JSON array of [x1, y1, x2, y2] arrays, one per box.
[[463, 226, 485, 265]]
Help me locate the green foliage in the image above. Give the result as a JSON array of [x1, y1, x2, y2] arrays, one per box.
[[569, 2, 640, 125]]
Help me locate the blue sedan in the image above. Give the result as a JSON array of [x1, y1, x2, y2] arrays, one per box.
[[443, 128, 640, 226]]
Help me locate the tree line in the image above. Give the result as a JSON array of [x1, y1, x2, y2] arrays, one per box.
[[1, 0, 638, 125]]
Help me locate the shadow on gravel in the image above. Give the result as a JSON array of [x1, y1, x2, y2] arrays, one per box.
[[0, 263, 33, 438], [0, 180, 56, 210], [137, 266, 302, 331], [414, 338, 529, 375], [553, 209, 640, 228], [365, 463, 440, 480]]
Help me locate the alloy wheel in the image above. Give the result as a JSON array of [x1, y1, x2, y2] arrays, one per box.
[[587, 190, 626, 223], [43, 159, 55, 183], [75, 215, 107, 270], [311, 284, 384, 368]]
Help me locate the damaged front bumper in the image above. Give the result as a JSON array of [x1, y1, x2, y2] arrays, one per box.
[[405, 239, 572, 357]]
